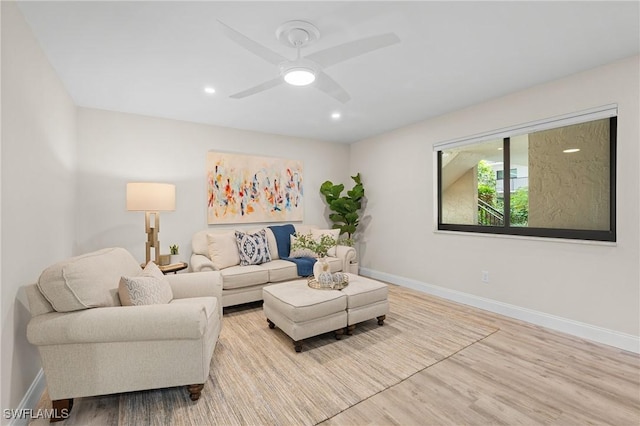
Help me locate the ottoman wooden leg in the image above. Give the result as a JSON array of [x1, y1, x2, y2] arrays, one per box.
[[294, 340, 303, 352], [187, 384, 204, 401], [346, 324, 356, 335], [267, 319, 276, 329], [334, 328, 345, 340], [50, 398, 73, 422], [377, 315, 386, 326]]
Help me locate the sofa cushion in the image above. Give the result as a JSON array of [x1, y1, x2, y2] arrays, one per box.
[[220, 265, 270, 290], [119, 262, 173, 306], [235, 230, 271, 266], [207, 232, 240, 270], [311, 228, 340, 257], [261, 259, 299, 283], [37, 247, 142, 312]]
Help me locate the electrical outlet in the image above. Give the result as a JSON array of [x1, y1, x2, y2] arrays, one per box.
[[481, 270, 489, 283]]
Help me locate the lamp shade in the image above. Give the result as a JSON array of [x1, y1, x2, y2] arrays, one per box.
[[126, 183, 175, 211]]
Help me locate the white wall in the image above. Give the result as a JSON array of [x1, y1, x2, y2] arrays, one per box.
[[2, 2, 350, 415], [76, 108, 350, 263], [1, 1, 77, 417], [352, 56, 640, 344]]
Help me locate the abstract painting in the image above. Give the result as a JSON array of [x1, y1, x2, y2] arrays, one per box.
[[206, 152, 304, 224]]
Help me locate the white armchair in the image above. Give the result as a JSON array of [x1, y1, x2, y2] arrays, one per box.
[[25, 248, 222, 422]]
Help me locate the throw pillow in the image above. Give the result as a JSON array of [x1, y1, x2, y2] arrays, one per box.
[[311, 228, 340, 257], [289, 234, 318, 258], [118, 261, 173, 306], [235, 229, 271, 266], [207, 232, 240, 270]]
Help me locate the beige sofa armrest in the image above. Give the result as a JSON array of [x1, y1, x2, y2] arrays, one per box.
[[335, 245, 357, 270], [166, 271, 222, 300], [27, 303, 211, 346], [191, 253, 215, 272]]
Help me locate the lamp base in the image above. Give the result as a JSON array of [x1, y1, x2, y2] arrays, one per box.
[[145, 211, 161, 265]]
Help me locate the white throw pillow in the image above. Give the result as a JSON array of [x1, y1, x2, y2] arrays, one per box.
[[207, 232, 240, 270], [119, 261, 173, 306], [289, 234, 318, 258], [311, 228, 340, 257]]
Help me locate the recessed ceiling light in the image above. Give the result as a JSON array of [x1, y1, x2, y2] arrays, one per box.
[[331, 112, 341, 120], [204, 86, 216, 94], [563, 148, 580, 153]]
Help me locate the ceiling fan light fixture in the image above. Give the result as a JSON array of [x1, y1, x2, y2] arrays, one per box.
[[283, 67, 316, 86]]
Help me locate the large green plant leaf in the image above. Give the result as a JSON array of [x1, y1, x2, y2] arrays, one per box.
[[347, 184, 364, 201], [329, 213, 347, 223], [345, 212, 359, 223], [320, 181, 344, 204]]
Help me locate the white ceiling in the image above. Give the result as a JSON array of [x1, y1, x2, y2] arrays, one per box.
[[16, 1, 640, 143]]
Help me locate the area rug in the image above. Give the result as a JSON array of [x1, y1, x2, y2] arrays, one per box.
[[114, 285, 498, 425]]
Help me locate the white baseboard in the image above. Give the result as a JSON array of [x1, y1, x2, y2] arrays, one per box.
[[360, 267, 640, 354], [8, 369, 46, 426]]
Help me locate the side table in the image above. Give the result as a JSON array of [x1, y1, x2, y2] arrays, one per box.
[[158, 262, 188, 274]]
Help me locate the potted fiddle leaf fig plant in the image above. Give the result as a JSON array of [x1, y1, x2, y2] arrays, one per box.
[[319, 172, 365, 240]]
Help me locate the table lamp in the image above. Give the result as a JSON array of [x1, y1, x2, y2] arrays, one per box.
[[126, 182, 176, 265]]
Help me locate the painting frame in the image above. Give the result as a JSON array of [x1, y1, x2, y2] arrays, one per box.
[[206, 151, 304, 224]]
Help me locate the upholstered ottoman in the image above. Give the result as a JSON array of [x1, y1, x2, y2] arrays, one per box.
[[263, 280, 347, 352], [341, 274, 389, 334]]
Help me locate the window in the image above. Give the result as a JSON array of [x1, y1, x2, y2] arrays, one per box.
[[436, 106, 616, 242], [496, 169, 517, 180]]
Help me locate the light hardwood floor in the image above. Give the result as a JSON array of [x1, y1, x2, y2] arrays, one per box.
[[33, 285, 639, 425], [323, 287, 640, 425]]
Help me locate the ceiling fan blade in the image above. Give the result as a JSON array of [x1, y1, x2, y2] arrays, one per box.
[[229, 77, 284, 99], [314, 72, 351, 103], [218, 20, 287, 65], [305, 33, 400, 68]]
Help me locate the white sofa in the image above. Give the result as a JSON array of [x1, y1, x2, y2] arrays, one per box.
[[26, 248, 222, 421], [191, 224, 357, 307]]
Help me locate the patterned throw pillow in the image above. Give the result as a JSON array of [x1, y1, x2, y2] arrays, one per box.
[[235, 230, 271, 266], [118, 261, 173, 306], [289, 234, 318, 258]]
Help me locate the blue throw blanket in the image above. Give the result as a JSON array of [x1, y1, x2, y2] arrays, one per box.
[[282, 256, 316, 277], [268, 224, 316, 277], [268, 224, 296, 257]]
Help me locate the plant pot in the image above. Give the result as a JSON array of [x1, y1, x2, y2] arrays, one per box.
[[170, 255, 181, 265]]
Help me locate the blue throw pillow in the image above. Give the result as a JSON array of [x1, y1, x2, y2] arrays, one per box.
[[235, 230, 271, 266]]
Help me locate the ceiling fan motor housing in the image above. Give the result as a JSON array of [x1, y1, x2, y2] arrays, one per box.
[[276, 20, 320, 48]]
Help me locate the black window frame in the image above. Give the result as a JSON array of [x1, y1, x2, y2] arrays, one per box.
[[437, 116, 617, 242]]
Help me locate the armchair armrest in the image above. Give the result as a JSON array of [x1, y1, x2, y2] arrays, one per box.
[[191, 254, 215, 272], [27, 303, 210, 346], [166, 271, 222, 300]]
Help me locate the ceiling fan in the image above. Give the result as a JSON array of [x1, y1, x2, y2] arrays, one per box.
[[219, 20, 400, 103]]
